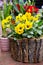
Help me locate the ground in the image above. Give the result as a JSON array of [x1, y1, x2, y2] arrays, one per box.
[[0, 52, 43, 65]]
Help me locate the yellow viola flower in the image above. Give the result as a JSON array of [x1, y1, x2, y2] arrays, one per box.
[[2, 19, 9, 24], [2, 19, 6, 24], [17, 23, 24, 31], [6, 16, 12, 20], [2, 19, 7, 28], [18, 13, 23, 21], [25, 12, 31, 20], [33, 17, 38, 21], [17, 30, 24, 34], [15, 23, 24, 34], [22, 15, 26, 21], [25, 12, 31, 17], [16, 13, 22, 22], [2, 19, 10, 28], [29, 16, 34, 20], [15, 26, 18, 33], [2, 23, 5, 29], [25, 21, 33, 30], [16, 16, 20, 22], [15, 26, 24, 34], [19, 16, 23, 22]]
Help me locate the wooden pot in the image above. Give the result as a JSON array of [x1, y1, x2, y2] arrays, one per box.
[[9, 38, 43, 63]]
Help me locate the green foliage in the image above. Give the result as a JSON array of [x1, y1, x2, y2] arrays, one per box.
[[0, 2, 12, 21], [3, 3, 12, 19]]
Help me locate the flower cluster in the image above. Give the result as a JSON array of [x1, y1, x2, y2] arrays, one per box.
[[7, 12, 43, 39], [2, 16, 12, 29], [14, 12, 41, 35]]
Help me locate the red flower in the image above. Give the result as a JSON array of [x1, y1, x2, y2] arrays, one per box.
[[34, 7, 39, 13], [26, 8, 32, 13], [24, 4, 29, 11], [26, 5, 39, 13], [16, 4, 20, 11]]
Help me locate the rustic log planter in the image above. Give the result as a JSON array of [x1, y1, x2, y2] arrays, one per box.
[[9, 38, 43, 63]]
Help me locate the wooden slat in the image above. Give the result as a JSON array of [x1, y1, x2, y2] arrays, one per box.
[[22, 38, 28, 62], [39, 38, 43, 62], [28, 38, 36, 63]]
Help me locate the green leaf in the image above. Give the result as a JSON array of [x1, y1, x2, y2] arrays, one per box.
[[27, 35, 33, 38], [13, 4, 19, 13], [37, 30, 42, 35], [30, 31, 34, 34], [7, 32, 14, 38], [20, 4, 25, 13], [38, 25, 43, 29], [13, 0, 19, 4], [19, 0, 24, 5], [22, 33, 27, 37], [14, 37, 17, 41], [3, 3, 12, 18], [11, 13, 15, 20]]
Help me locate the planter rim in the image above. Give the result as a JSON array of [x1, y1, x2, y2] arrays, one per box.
[[9, 37, 43, 40], [9, 37, 23, 41], [0, 37, 8, 39]]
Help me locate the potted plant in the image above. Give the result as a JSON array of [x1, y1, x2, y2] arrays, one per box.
[[0, 2, 12, 51], [2, 0, 43, 63], [5, 0, 43, 63]]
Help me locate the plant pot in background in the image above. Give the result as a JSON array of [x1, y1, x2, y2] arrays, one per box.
[[9, 38, 43, 63], [1, 37, 9, 52], [0, 39, 1, 53]]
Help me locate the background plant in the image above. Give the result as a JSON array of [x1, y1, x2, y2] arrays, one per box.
[[1, 2, 12, 37]]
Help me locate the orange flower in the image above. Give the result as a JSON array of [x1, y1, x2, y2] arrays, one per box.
[[11, 20, 15, 24]]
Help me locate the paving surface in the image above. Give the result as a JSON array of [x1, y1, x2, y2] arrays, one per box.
[[0, 52, 43, 65]]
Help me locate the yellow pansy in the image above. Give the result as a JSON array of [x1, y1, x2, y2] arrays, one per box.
[[15, 26, 24, 34], [25, 12, 31, 17], [19, 16, 22, 22], [16, 16, 20, 22], [6, 16, 12, 20], [25, 12, 31, 20], [2, 19, 7, 28], [15, 23, 24, 34], [22, 15, 26, 21], [17, 23, 24, 30], [2, 18, 10, 28], [2, 19, 6, 23], [15, 26, 18, 33], [2, 19, 9, 24], [18, 13, 23, 21], [2, 23, 5, 29], [29, 16, 34, 21], [33, 17, 38, 21], [25, 21, 33, 30]]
